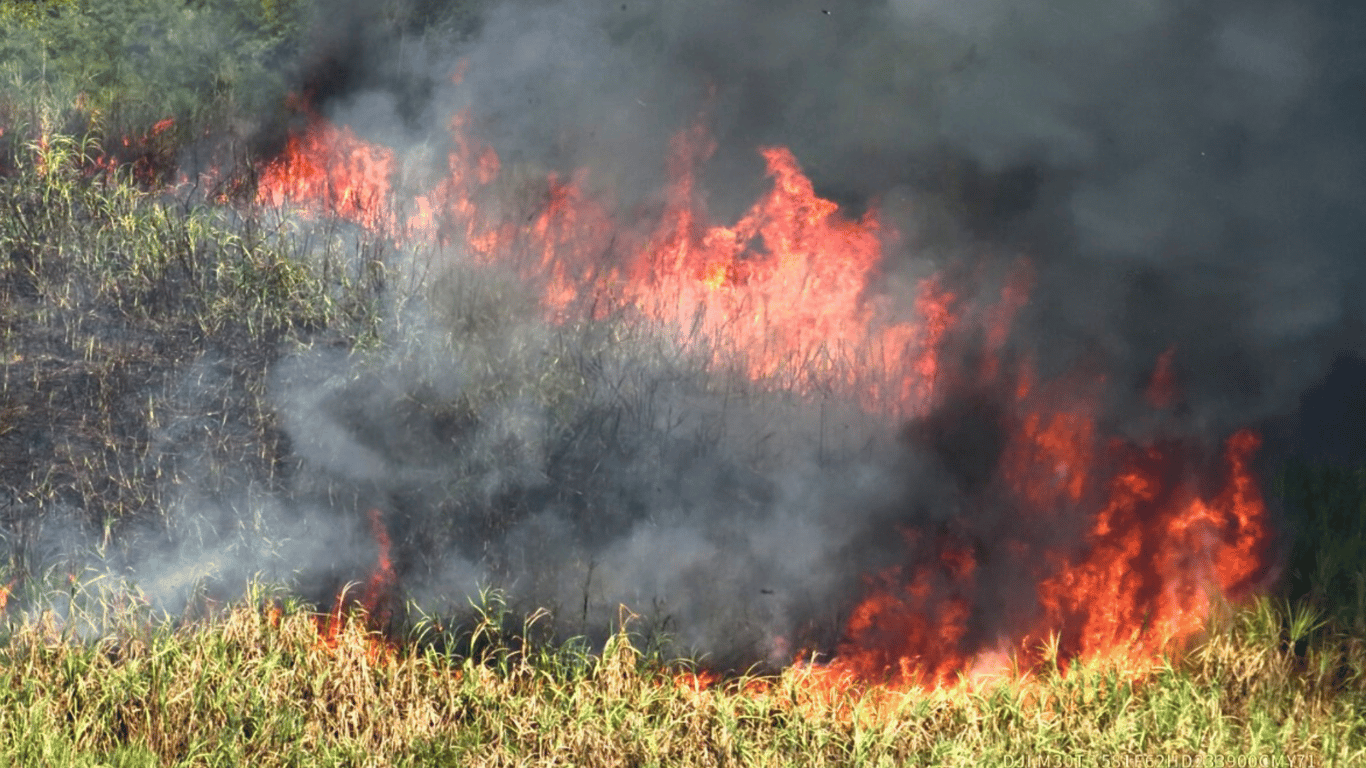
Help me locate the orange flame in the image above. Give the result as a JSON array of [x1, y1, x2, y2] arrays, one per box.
[[257, 119, 396, 231], [358, 506, 397, 631], [77, 117, 179, 186], [822, 390, 1268, 690], [261, 111, 949, 415], [317, 508, 398, 662], [253, 94, 1271, 691]]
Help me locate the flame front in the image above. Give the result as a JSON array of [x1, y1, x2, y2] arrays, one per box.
[[256, 100, 1270, 690], [261, 111, 950, 415]]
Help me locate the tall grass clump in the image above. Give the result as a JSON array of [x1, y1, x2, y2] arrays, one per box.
[[0, 0, 309, 165]]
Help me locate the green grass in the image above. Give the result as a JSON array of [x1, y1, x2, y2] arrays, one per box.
[[1, 1, 1365, 764]]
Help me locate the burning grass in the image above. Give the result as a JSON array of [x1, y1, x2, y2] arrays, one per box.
[[0, 115, 1362, 768], [241, 94, 1280, 686], [1, 25, 1365, 763]]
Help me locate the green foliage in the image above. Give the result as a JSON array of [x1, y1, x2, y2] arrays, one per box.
[[0, 0, 308, 146]]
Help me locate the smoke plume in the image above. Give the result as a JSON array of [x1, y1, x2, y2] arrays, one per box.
[[51, 0, 1365, 670]]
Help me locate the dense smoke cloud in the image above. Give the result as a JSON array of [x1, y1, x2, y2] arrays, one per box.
[[295, 0, 1366, 424], [441, 0, 1365, 425], [106, 0, 1366, 665]]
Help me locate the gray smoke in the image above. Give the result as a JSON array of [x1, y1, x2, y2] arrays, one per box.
[[255, 255, 918, 665], [96, 0, 1366, 666], [310, 0, 1365, 421]]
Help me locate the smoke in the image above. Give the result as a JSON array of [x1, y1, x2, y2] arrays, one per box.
[[252, 256, 924, 665], [295, 0, 1358, 654], [20, 0, 1356, 668], [284, 0, 1366, 423], [451, 0, 1366, 415]]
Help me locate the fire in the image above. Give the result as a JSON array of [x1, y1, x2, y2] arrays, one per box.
[[261, 109, 944, 414], [822, 391, 1268, 690], [1032, 428, 1266, 669], [317, 508, 397, 662], [252, 92, 1272, 691], [358, 506, 398, 631], [85, 116, 179, 186], [257, 117, 396, 232]]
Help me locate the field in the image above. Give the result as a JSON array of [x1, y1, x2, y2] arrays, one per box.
[[1, 1, 1365, 766]]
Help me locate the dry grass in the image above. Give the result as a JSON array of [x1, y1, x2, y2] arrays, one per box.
[[0, 36, 1364, 766], [0, 582, 1360, 766]]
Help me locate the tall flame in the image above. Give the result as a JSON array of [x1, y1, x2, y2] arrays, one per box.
[[256, 99, 1270, 689]]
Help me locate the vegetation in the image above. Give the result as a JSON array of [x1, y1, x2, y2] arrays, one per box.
[[0, 0, 1364, 765], [0, 579, 1358, 766]]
